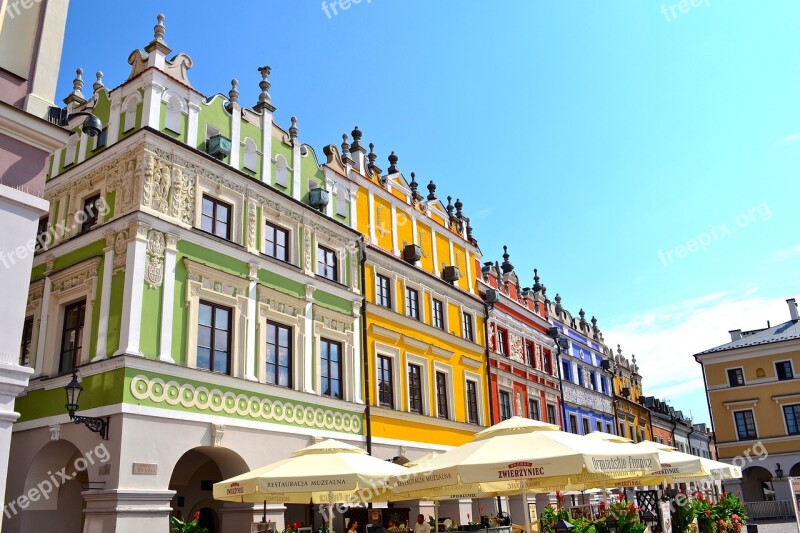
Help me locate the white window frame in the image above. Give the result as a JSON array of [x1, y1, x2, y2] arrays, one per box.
[[263, 219, 293, 264], [335, 186, 348, 217], [164, 91, 187, 134], [433, 362, 454, 421], [375, 272, 393, 309], [732, 409, 759, 441], [256, 287, 305, 389], [528, 397, 540, 421], [374, 343, 401, 410], [121, 91, 142, 132], [316, 242, 343, 284], [464, 371, 484, 425], [726, 366, 746, 387], [582, 416, 591, 435], [775, 360, 794, 380], [184, 260, 248, 378], [401, 279, 426, 323], [194, 178, 244, 244], [405, 353, 429, 416], [498, 388, 513, 421], [313, 314, 354, 402], [23, 280, 44, 371], [275, 154, 290, 188], [243, 137, 259, 172], [461, 308, 476, 342], [569, 413, 579, 434], [431, 295, 447, 331], [44, 258, 100, 376]]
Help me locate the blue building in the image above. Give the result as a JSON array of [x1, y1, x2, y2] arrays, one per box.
[[547, 295, 616, 435]]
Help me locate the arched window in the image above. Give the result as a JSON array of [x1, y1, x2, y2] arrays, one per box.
[[275, 154, 288, 187], [122, 93, 141, 132], [164, 93, 184, 134]]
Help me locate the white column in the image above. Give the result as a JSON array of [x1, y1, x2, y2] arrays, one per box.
[[465, 251, 474, 295], [158, 234, 179, 363], [431, 229, 440, 276], [229, 103, 241, 168], [34, 274, 51, 377], [107, 96, 122, 145], [449, 240, 455, 266], [142, 81, 165, 130], [352, 301, 363, 403], [77, 131, 89, 164], [411, 215, 418, 245], [292, 140, 302, 200], [115, 223, 147, 356], [186, 98, 201, 148], [261, 110, 274, 183], [245, 263, 258, 381], [303, 284, 315, 394], [0, 364, 33, 531], [92, 234, 116, 361], [325, 178, 335, 218], [391, 205, 399, 254], [367, 191, 376, 243], [349, 189, 358, 228]]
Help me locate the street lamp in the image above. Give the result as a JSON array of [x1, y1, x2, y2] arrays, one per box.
[[775, 463, 783, 479], [554, 519, 574, 533], [65, 371, 109, 439], [605, 514, 619, 533]]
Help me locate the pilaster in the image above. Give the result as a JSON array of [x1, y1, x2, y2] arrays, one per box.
[[158, 233, 179, 363]]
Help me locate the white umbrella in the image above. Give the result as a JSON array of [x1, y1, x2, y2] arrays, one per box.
[[390, 418, 661, 533], [214, 439, 408, 532]]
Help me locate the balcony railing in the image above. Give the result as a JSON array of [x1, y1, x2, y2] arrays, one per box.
[[743, 500, 795, 520]]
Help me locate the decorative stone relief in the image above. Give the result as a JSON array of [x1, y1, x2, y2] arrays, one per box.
[[141, 376, 363, 434], [303, 227, 312, 273], [49, 424, 61, 441], [418, 230, 431, 258], [247, 200, 256, 249], [314, 314, 353, 333], [563, 383, 613, 414], [498, 376, 513, 388], [50, 262, 100, 295], [145, 230, 166, 288], [376, 205, 390, 236], [509, 333, 524, 364], [113, 229, 130, 272], [170, 165, 195, 225], [211, 423, 225, 447], [515, 391, 523, 416], [107, 158, 140, 215]]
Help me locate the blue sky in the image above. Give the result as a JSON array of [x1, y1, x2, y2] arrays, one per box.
[[56, 1, 800, 425]]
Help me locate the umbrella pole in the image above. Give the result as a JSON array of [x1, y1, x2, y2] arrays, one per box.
[[601, 482, 607, 505], [328, 491, 334, 533], [262, 500, 267, 523], [522, 480, 530, 533], [435, 500, 439, 533]]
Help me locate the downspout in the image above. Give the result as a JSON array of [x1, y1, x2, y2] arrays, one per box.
[[360, 237, 372, 454], [483, 302, 495, 425], [556, 348, 567, 431], [697, 358, 718, 454]]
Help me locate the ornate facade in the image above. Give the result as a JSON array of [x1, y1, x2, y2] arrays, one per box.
[[611, 345, 652, 442]]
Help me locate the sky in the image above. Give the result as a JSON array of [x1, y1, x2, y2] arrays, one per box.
[[55, 1, 800, 426]]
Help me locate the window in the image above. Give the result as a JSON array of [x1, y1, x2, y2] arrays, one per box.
[[734, 410, 757, 440], [544, 352, 553, 375], [377, 355, 394, 408], [197, 301, 232, 374], [577, 365, 584, 386], [265, 322, 292, 387], [606, 423, 613, 434], [596, 420, 602, 432], [336, 192, 348, 217], [80, 193, 101, 234], [528, 398, 540, 421], [165, 94, 184, 133], [436, 371, 449, 419], [405, 287, 419, 320], [466, 380, 479, 424], [776, 361, 794, 381], [727, 368, 745, 387], [19, 316, 33, 367], [526, 344, 534, 367], [589, 371, 597, 391], [569, 414, 579, 434], [123, 95, 139, 131], [320, 339, 342, 399], [601, 376, 609, 394], [264, 222, 289, 262], [408, 364, 423, 414], [497, 329, 508, 355], [201, 195, 232, 239], [619, 422, 626, 437], [433, 299, 444, 330], [317, 246, 338, 282], [582, 417, 591, 435], [783, 404, 800, 435], [59, 300, 86, 373], [243, 137, 258, 171], [462, 312, 474, 342], [275, 154, 289, 188], [562, 360, 572, 382], [499, 391, 512, 421], [547, 404, 557, 425], [376, 275, 392, 308], [35, 216, 48, 252]]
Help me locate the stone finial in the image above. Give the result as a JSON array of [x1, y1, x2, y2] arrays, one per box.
[[255, 66, 275, 112], [289, 117, 299, 143], [427, 180, 437, 201], [446, 196, 455, 220], [387, 151, 399, 174], [351, 126, 364, 152], [367, 142, 377, 170], [93, 71, 104, 93], [579, 309, 587, 325], [532, 268, 543, 292], [501, 245, 514, 274], [466, 216, 474, 241], [341, 134, 350, 155], [409, 172, 422, 202], [63, 68, 87, 106], [591, 316, 599, 334], [554, 293, 563, 314], [154, 13, 167, 43], [229, 79, 239, 105], [454, 198, 463, 219], [617, 344, 623, 356]]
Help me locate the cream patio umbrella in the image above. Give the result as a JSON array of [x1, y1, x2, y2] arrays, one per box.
[[389, 418, 661, 533], [214, 439, 408, 532]]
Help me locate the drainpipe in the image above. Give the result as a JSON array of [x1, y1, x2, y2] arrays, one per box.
[[483, 302, 495, 425], [555, 348, 567, 431], [359, 237, 372, 455], [698, 362, 718, 456]]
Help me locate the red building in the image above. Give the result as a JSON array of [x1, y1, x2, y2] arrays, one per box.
[[478, 247, 562, 426]]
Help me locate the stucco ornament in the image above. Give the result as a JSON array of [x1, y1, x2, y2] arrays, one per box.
[[145, 230, 166, 288]]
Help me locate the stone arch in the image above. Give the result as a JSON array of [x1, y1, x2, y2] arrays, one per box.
[[121, 91, 142, 132], [789, 462, 800, 477], [243, 137, 258, 171], [162, 90, 187, 134], [168, 446, 251, 533], [755, 368, 765, 378], [13, 440, 90, 533], [741, 465, 774, 502]]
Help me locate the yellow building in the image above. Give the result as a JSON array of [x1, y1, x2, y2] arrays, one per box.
[[611, 346, 652, 442], [695, 297, 800, 507], [321, 131, 488, 459]]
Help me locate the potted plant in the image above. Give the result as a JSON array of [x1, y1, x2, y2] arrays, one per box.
[[171, 511, 209, 533]]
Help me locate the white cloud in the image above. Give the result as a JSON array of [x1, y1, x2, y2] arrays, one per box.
[[777, 132, 800, 146], [760, 243, 800, 265], [603, 292, 795, 425]]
